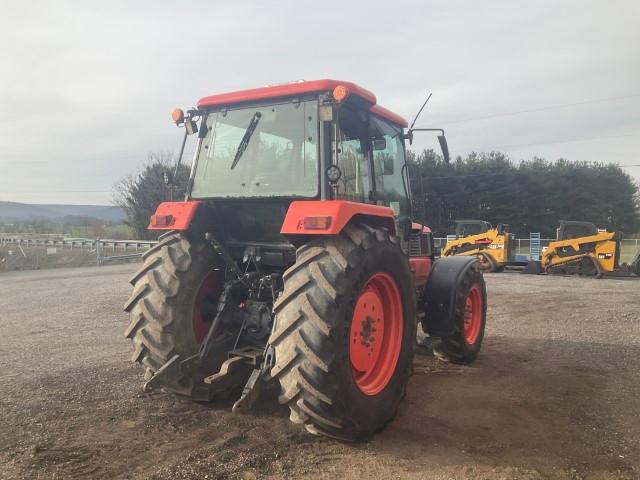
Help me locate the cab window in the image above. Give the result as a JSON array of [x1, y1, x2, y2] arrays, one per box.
[[333, 106, 371, 203], [369, 116, 410, 216]]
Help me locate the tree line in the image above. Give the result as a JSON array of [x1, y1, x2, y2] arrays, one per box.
[[113, 151, 640, 239], [409, 150, 640, 237]]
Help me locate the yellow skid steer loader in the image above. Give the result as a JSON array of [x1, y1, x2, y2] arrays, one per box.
[[523, 221, 640, 278], [442, 220, 515, 272]]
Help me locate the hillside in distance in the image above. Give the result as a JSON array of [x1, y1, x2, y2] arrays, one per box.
[[0, 201, 126, 223]]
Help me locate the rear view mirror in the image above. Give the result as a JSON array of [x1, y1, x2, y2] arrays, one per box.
[[438, 135, 450, 163], [185, 119, 198, 135]]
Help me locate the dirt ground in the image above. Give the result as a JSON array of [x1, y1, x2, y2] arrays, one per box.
[[1, 264, 638, 480]]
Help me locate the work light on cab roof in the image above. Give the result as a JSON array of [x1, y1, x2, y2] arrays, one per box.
[[125, 79, 477, 443]]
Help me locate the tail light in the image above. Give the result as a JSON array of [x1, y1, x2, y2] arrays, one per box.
[[150, 214, 175, 227], [303, 216, 332, 230]]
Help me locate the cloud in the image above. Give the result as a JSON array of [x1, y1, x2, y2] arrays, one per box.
[[0, 0, 638, 204]]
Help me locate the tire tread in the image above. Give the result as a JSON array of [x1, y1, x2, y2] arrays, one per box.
[[270, 224, 413, 440]]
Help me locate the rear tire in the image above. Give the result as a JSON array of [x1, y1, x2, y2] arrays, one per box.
[[437, 267, 487, 364], [123, 232, 224, 396], [269, 224, 415, 441]]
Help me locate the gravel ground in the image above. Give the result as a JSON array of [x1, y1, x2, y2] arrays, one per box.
[[0, 264, 638, 479]]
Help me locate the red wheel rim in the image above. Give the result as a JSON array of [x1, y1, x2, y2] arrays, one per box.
[[463, 284, 482, 345], [192, 270, 222, 344], [349, 272, 403, 396]]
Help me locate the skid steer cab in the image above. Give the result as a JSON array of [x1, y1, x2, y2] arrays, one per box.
[[124, 79, 487, 441]]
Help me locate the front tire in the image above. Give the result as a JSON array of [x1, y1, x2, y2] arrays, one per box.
[[269, 224, 416, 441], [437, 267, 487, 364]]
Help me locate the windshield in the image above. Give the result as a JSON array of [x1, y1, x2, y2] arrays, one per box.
[[191, 100, 319, 198]]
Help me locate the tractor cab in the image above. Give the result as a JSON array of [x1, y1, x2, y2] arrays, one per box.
[[188, 80, 412, 209], [159, 80, 446, 259]]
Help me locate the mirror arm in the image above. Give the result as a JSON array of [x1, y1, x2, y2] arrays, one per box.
[[172, 108, 203, 185], [173, 129, 189, 178], [410, 128, 444, 135], [405, 128, 450, 164], [173, 128, 189, 180]]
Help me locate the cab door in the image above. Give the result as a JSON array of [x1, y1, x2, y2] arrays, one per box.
[[368, 115, 411, 217], [333, 105, 374, 204]]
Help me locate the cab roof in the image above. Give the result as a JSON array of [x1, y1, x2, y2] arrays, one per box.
[[196, 79, 408, 128]]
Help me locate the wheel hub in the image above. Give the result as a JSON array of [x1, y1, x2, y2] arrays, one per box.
[[350, 290, 385, 373], [349, 272, 403, 396], [359, 315, 375, 345], [463, 285, 482, 345]]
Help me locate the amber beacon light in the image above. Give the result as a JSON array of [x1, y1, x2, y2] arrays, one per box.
[[332, 85, 349, 102], [171, 108, 185, 125]]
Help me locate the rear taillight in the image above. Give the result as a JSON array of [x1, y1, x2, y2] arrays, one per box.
[[150, 214, 175, 227], [303, 216, 332, 230]]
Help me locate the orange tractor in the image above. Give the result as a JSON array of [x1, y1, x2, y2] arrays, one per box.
[[124, 80, 487, 440]]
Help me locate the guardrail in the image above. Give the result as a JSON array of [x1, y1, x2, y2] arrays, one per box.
[[95, 239, 157, 265], [2, 235, 639, 265], [0, 235, 157, 265]]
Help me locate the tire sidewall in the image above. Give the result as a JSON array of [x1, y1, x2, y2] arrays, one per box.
[[167, 240, 220, 357], [332, 238, 415, 433], [456, 269, 487, 358]]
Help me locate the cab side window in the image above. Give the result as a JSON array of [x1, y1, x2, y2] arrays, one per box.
[[369, 116, 410, 216], [334, 106, 371, 203]]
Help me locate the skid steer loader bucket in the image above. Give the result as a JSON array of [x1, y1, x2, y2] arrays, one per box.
[[608, 250, 640, 278]]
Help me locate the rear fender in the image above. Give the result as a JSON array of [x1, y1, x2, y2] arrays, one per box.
[[280, 200, 396, 237], [148, 201, 203, 231], [420, 256, 479, 337]]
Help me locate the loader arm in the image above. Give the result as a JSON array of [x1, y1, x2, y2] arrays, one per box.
[[442, 228, 511, 271], [442, 230, 501, 256]]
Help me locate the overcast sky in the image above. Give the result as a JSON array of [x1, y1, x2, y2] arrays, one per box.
[[1, 0, 638, 205]]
